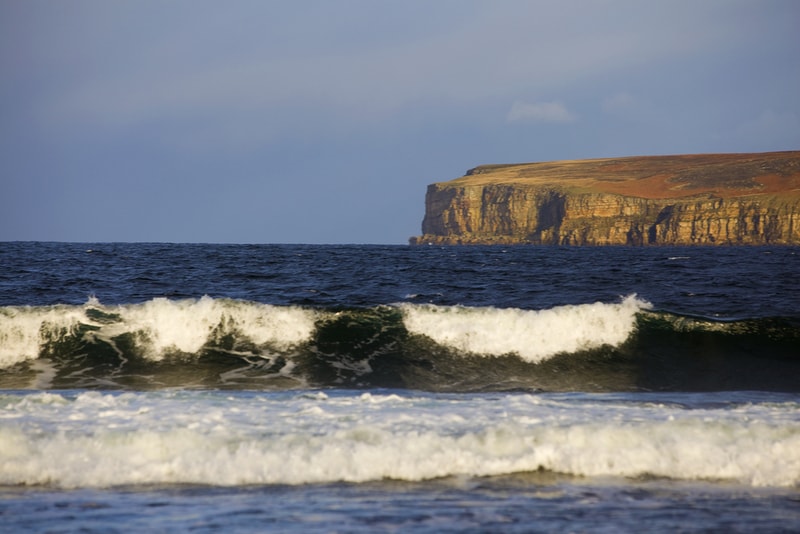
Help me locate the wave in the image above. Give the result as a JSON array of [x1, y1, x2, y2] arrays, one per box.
[[1, 390, 798, 488], [0, 296, 798, 392], [402, 295, 645, 363], [0, 296, 317, 365]]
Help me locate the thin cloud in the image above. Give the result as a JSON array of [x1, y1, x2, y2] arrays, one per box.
[[602, 92, 639, 114], [2, 0, 798, 243], [507, 100, 578, 123], [600, 91, 664, 124], [25, 2, 726, 135]]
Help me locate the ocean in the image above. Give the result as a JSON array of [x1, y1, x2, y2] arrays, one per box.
[[0, 242, 798, 532]]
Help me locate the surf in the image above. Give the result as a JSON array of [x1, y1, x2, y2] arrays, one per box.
[[400, 294, 649, 363], [0, 296, 318, 367], [0, 296, 797, 392], [1, 390, 798, 489]]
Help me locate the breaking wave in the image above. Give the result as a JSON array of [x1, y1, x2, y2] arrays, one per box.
[[1, 390, 798, 488], [401, 296, 645, 363], [0, 296, 797, 392]]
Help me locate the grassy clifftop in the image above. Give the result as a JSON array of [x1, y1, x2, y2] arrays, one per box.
[[413, 151, 800, 245], [451, 151, 800, 199]]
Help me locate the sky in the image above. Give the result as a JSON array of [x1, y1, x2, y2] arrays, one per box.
[[1, 0, 798, 244]]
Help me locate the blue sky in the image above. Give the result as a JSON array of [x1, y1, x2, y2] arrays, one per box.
[[2, 0, 798, 244]]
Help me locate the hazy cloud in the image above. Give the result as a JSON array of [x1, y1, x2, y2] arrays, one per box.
[[602, 92, 639, 115], [507, 101, 578, 123], [2, 0, 798, 243], [24, 1, 750, 137], [600, 91, 667, 126]]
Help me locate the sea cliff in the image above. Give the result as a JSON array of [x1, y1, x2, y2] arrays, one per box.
[[410, 151, 800, 245]]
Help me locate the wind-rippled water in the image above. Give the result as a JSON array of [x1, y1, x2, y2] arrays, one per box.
[[0, 243, 798, 532]]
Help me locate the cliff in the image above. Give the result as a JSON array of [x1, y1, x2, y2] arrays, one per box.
[[410, 151, 800, 246]]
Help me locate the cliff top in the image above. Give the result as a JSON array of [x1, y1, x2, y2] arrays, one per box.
[[445, 151, 800, 199]]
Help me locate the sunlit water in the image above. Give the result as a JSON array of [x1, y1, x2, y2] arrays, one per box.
[[1, 243, 798, 531]]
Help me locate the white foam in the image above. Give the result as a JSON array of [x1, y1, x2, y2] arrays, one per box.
[[102, 297, 318, 359], [0, 305, 86, 367], [1, 391, 797, 489], [400, 295, 651, 363], [0, 297, 318, 367]]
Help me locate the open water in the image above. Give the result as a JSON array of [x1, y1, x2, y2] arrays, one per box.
[[0, 242, 798, 532]]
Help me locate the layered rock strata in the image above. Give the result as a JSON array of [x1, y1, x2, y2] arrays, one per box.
[[410, 151, 800, 245]]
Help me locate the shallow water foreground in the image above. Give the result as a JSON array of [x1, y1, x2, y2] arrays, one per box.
[[1, 243, 798, 531], [1, 388, 799, 532], [2, 475, 799, 533]]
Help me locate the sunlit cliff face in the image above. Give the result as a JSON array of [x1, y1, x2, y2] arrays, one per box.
[[413, 151, 800, 246]]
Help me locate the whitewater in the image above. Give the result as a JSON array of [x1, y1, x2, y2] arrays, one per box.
[[2, 389, 799, 489], [1, 242, 798, 532], [0, 294, 648, 370]]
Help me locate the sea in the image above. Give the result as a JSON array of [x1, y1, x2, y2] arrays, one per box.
[[0, 242, 798, 532]]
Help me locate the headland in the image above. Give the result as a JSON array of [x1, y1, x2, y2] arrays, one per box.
[[410, 151, 800, 245]]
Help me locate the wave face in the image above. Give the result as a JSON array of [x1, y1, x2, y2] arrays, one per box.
[[1, 296, 797, 392], [1, 390, 798, 489], [401, 295, 646, 363], [0, 296, 317, 366]]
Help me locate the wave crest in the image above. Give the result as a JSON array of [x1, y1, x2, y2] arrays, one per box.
[[401, 295, 650, 363], [0, 297, 317, 368], [1, 296, 797, 392]]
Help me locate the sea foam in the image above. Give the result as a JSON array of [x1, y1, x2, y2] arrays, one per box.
[[99, 296, 317, 359], [0, 305, 86, 367], [400, 295, 650, 363], [0, 297, 318, 367], [1, 390, 797, 489]]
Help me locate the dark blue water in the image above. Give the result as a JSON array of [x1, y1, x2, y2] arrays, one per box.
[[1, 243, 798, 392], [1, 243, 798, 532], [1, 242, 797, 316]]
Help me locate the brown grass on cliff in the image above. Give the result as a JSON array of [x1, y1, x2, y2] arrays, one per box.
[[451, 151, 800, 199]]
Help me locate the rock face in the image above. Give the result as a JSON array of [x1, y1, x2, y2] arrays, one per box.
[[410, 151, 800, 245]]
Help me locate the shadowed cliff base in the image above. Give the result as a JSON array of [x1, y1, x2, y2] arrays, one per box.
[[411, 151, 800, 246]]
